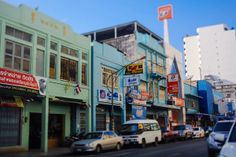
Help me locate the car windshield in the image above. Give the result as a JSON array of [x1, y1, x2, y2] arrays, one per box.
[[193, 128, 200, 131], [173, 125, 185, 130], [84, 132, 102, 139], [120, 124, 139, 135], [229, 124, 236, 142], [214, 122, 233, 132]]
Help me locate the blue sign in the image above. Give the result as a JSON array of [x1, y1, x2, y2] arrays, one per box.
[[132, 105, 147, 119]]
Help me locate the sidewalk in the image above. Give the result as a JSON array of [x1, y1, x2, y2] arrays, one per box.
[[0, 147, 70, 157]]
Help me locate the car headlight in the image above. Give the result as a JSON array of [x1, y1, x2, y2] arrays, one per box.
[[86, 143, 94, 147]]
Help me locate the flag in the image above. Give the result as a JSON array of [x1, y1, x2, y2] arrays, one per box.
[[75, 84, 81, 94]]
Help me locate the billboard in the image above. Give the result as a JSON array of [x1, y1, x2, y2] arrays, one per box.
[[158, 4, 173, 21], [174, 97, 185, 107], [125, 63, 144, 75], [167, 73, 179, 94], [132, 105, 147, 119], [124, 75, 140, 86], [98, 89, 123, 105]]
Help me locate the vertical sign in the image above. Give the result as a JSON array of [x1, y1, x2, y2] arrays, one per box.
[[158, 4, 173, 21], [167, 73, 179, 94]]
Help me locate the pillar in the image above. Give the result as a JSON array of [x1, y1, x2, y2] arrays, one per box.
[[41, 96, 49, 152]]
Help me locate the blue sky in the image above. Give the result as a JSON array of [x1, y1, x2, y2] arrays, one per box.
[[5, 0, 236, 52]]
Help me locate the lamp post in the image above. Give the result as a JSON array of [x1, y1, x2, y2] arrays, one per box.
[[107, 56, 146, 131]]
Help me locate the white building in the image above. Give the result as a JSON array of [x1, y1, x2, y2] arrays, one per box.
[[183, 24, 236, 83]]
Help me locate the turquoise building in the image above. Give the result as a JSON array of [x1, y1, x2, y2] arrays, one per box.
[[0, 1, 91, 152]]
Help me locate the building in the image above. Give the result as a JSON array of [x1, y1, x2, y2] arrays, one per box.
[[184, 24, 236, 83], [91, 41, 127, 131], [0, 1, 91, 152], [84, 21, 182, 129]]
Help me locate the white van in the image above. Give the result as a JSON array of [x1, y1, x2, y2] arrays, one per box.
[[119, 119, 162, 148]]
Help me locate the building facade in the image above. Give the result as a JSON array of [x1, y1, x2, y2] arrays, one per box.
[[184, 24, 236, 83], [85, 21, 181, 129], [0, 1, 91, 152]]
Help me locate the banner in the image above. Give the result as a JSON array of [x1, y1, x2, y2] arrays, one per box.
[[132, 105, 147, 119], [124, 75, 140, 86], [125, 63, 144, 75], [167, 73, 179, 94], [98, 89, 122, 105], [174, 97, 185, 107], [158, 4, 173, 21], [0, 68, 47, 96]]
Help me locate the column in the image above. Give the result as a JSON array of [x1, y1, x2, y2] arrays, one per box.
[[0, 20, 5, 67], [41, 96, 49, 152]]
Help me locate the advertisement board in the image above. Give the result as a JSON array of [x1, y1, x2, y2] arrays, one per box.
[[174, 97, 185, 107], [132, 105, 147, 119], [124, 75, 140, 86], [0, 68, 47, 96], [98, 89, 122, 105], [125, 63, 144, 75], [167, 73, 179, 94], [158, 4, 173, 21]]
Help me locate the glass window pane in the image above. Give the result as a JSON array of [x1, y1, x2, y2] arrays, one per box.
[[50, 41, 57, 51], [15, 29, 22, 39], [82, 63, 87, 85], [37, 37, 45, 46], [50, 54, 56, 79], [23, 47, 30, 59], [60, 57, 77, 82], [4, 55, 12, 68], [14, 57, 21, 70], [5, 41, 13, 55], [23, 60, 30, 72], [23, 32, 32, 42], [61, 46, 68, 54], [6, 26, 14, 36], [36, 49, 44, 76], [82, 52, 87, 60], [15, 44, 21, 57], [70, 49, 77, 57]]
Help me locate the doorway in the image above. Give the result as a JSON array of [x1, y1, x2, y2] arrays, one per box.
[[29, 113, 41, 149]]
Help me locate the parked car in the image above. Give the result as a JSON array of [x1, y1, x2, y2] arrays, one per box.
[[161, 127, 178, 143], [119, 119, 162, 148], [173, 124, 193, 140], [207, 120, 234, 157], [192, 127, 205, 138], [71, 131, 124, 153], [217, 120, 236, 157]]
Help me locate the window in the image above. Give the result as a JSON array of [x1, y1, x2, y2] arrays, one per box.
[[4, 40, 31, 72], [149, 82, 153, 99], [143, 123, 151, 131], [37, 37, 45, 47], [159, 86, 165, 101], [102, 67, 118, 88], [61, 45, 77, 57], [60, 57, 77, 82], [150, 123, 160, 131], [50, 41, 57, 51], [36, 49, 45, 76], [82, 63, 87, 85], [6, 26, 32, 42], [82, 52, 88, 60], [49, 54, 56, 79]]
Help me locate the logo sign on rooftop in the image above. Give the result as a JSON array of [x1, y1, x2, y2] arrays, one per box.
[[158, 4, 173, 21]]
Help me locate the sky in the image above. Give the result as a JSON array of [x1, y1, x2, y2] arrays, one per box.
[[5, 0, 236, 52]]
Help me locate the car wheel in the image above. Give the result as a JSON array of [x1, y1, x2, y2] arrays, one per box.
[[116, 143, 121, 151], [208, 149, 215, 157], [95, 145, 102, 154], [154, 137, 158, 146], [141, 139, 146, 148]]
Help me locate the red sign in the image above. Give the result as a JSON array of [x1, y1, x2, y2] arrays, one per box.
[[0, 68, 39, 89], [167, 74, 179, 94], [174, 97, 185, 107], [158, 4, 173, 21]]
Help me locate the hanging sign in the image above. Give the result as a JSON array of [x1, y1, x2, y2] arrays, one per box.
[[167, 73, 179, 94], [125, 63, 144, 75], [124, 76, 140, 86]]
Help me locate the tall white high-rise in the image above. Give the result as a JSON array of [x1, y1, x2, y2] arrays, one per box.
[[183, 24, 236, 83]]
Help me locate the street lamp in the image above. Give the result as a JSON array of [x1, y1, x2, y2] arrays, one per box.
[[107, 56, 146, 131]]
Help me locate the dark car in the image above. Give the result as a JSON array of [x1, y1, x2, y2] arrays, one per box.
[[173, 124, 193, 140], [161, 127, 178, 143], [207, 120, 234, 157]]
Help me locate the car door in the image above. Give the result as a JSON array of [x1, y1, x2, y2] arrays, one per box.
[[101, 132, 110, 150]]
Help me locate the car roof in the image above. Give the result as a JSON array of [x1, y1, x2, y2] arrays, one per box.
[[124, 119, 158, 124]]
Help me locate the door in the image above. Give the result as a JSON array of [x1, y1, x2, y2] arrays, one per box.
[[29, 113, 41, 149], [48, 114, 63, 148]]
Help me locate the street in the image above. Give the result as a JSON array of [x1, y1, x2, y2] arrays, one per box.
[[61, 139, 208, 157]]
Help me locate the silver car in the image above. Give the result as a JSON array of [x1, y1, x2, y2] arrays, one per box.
[[71, 131, 124, 153]]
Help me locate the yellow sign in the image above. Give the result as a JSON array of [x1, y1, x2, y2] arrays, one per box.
[[14, 96, 24, 108], [125, 63, 144, 75]]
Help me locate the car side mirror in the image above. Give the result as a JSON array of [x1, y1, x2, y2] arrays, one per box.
[[214, 134, 225, 142]]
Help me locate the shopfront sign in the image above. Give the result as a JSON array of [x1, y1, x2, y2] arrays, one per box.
[[167, 73, 179, 94], [124, 76, 140, 86], [158, 4, 173, 21], [0, 68, 47, 96], [132, 105, 147, 119], [98, 89, 122, 104], [174, 97, 185, 107], [133, 99, 147, 106], [125, 63, 144, 75], [0, 96, 24, 108]]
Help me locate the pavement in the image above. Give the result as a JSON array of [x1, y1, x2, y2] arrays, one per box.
[[0, 138, 209, 157]]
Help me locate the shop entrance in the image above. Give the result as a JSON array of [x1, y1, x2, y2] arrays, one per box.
[[29, 113, 41, 149]]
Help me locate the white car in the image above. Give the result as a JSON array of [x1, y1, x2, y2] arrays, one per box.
[[217, 120, 236, 157], [192, 127, 205, 138], [119, 119, 162, 148]]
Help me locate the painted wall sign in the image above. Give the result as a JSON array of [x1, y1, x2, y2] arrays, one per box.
[[132, 105, 147, 119], [98, 89, 122, 104], [158, 4, 173, 21], [167, 73, 179, 94], [125, 63, 144, 75], [0, 68, 47, 96], [124, 76, 140, 86]]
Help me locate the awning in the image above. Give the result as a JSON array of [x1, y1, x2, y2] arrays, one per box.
[[49, 96, 89, 107], [151, 104, 181, 110]]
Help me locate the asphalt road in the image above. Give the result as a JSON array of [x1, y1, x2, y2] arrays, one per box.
[[62, 138, 208, 157]]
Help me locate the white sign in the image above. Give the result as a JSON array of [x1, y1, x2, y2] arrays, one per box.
[[124, 76, 140, 86], [98, 89, 123, 104]]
